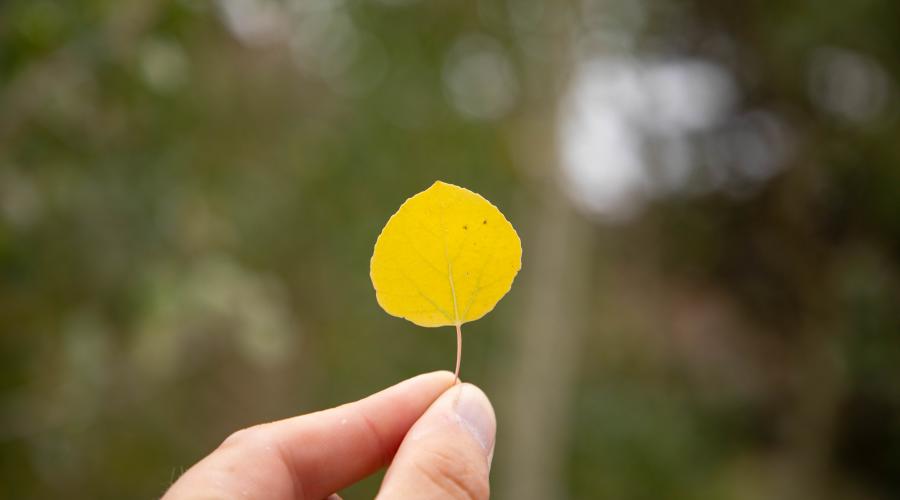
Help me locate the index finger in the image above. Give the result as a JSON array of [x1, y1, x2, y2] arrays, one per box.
[[163, 371, 455, 500]]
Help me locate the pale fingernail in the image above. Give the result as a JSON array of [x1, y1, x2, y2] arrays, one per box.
[[452, 384, 496, 462]]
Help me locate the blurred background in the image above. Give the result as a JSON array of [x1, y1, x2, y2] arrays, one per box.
[[1, 0, 898, 499]]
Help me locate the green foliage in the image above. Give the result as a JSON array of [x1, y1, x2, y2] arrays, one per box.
[[1, 0, 898, 499]]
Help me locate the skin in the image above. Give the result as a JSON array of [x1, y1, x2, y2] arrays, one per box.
[[162, 371, 496, 500]]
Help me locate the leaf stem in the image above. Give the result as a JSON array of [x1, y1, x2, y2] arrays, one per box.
[[454, 322, 462, 383]]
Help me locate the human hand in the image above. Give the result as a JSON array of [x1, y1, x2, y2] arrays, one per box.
[[162, 371, 496, 499]]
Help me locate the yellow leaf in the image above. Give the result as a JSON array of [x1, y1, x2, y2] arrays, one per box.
[[370, 181, 522, 328]]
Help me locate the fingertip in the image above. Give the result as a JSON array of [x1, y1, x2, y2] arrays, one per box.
[[452, 383, 496, 454], [406, 382, 496, 456], [378, 371, 455, 405], [414, 370, 456, 385], [378, 382, 496, 499]]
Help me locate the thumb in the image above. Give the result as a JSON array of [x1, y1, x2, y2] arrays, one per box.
[[377, 383, 496, 500]]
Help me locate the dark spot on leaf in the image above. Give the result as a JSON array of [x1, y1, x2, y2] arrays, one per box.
[[463, 225, 468, 230], [483, 219, 487, 224]]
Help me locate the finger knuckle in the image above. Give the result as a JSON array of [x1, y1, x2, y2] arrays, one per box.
[[219, 424, 272, 451], [415, 448, 489, 500]]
